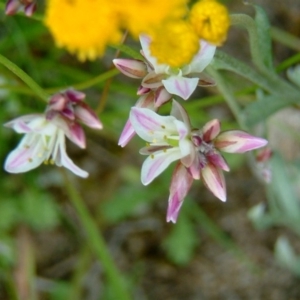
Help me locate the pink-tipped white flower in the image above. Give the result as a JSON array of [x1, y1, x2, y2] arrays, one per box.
[[131, 101, 268, 223], [114, 35, 216, 101], [4, 89, 102, 177], [5, 0, 36, 16]]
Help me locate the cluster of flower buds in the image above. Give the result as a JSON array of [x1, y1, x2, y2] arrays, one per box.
[[5, 0, 36, 17], [113, 35, 216, 147], [4, 89, 102, 177]]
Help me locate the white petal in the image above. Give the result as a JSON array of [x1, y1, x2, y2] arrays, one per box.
[[55, 132, 88, 178], [162, 76, 199, 100], [4, 134, 45, 173], [139, 35, 168, 74], [188, 40, 216, 74], [130, 107, 177, 143], [141, 148, 183, 185], [4, 114, 44, 133], [167, 163, 193, 223]]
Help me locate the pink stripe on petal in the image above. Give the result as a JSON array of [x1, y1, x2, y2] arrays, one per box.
[[74, 103, 102, 129], [66, 123, 86, 148], [201, 163, 226, 202], [118, 119, 136, 147], [141, 148, 183, 185], [202, 119, 220, 142], [167, 163, 193, 223], [215, 130, 268, 153], [162, 77, 198, 100]]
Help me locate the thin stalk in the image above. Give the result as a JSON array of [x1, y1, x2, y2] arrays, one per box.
[[207, 66, 246, 129], [96, 31, 128, 114], [0, 53, 48, 101], [45, 68, 120, 94], [271, 27, 300, 52], [62, 171, 131, 300]]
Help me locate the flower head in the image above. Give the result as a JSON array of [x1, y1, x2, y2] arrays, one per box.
[[116, 0, 188, 38], [189, 0, 230, 46], [4, 89, 102, 177], [44, 0, 122, 61], [114, 35, 216, 102], [149, 20, 200, 68], [130, 101, 268, 223]]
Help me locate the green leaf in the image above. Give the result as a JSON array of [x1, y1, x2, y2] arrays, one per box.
[[252, 5, 274, 71], [163, 205, 199, 266], [267, 154, 300, 223]]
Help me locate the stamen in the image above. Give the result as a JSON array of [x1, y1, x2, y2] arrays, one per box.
[[150, 154, 155, 159], [161, 125, 166, 129]]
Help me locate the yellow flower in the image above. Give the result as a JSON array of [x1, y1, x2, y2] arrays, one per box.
[[189, 0, 230, 46], [115, 0, 189, 38], [149, 21, 200, 68], [44, 0, 122, 61]]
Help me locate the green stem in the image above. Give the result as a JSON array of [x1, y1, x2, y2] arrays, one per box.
[[271, 26, 300, 52], [207, 66, 246, 129], [0, 53, 48, 101], [45, 68, 120, 94], [62, 171, 131, 300]]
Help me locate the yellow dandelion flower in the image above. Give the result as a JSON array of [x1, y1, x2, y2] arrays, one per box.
[[44, 0, 122, 61], [149, 21, 200, 68], [115, 0, 189, 38], [189, 0, 230, 46]]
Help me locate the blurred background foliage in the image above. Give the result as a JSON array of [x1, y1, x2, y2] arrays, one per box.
[[1, 0, 300, 299]]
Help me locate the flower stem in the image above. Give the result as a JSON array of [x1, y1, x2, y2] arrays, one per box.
[[0, 53, 48, 101], [207, 66, 246, 129], [96, 31, 128, 114], [62, 171, 131, 300]]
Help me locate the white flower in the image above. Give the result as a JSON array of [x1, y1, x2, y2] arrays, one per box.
[[4, 114, 88, 177]]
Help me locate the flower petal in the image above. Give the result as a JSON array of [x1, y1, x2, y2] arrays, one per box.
[[206, 151, 230, 172], [215, 130, 268, 153], [74, 102, 103, 129], [52, 117, 86, 148], [24, 2, 37, 16], [198, 73, 216, 87], [170, 100, 191, 130], [154, 87, 171, 107], [56, 133, 88, 178], [188, 40, 216, 73], [113, 58, 147, 78], [4, 114, 43, 133], [202, 119, 221, 142], [162, 76, 199, 100], [201, 163, 226, 202], [130, 107, 177, 143], [5, 0, 20, 15], [118, 119, 136, 147], [167, 163, 193, 223], [4, 135, 45, 173], [65, 89, 86, 102], [139, 35, 168, 74], [142, 72, 165, 89], [141, 148, 183, 185]]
